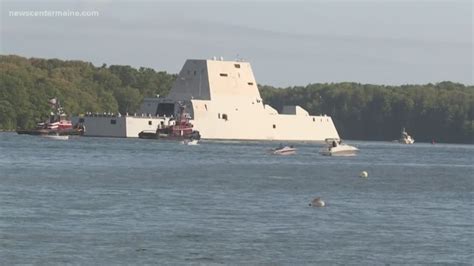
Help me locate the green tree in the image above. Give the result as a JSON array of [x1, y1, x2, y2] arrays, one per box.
[[113, 86, 143, 114]]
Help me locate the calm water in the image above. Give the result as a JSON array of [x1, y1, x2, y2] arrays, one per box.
[[0, 133, 472, 264]]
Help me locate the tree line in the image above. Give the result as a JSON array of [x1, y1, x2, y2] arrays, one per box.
[[0, 55, 175, 130], [1, 55, 472, 143]]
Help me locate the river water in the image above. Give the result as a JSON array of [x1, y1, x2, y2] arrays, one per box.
[[0, 133, 472, 264]]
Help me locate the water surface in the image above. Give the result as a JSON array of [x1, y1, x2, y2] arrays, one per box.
[[0, 133, 472, 264]]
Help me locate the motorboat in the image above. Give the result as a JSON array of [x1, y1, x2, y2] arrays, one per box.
[[42, 133, 69, 140], [320, 144, 358, 156], [320, 138, 358, 156], [272, 145, 297, 155], [398, 128, 415, 144]]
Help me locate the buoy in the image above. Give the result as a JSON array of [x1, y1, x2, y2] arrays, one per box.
[[310, 197, 325, 207], [360, 171, 368, 178]]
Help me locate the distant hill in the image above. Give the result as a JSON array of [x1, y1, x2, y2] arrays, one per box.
[[1, 55, 473, 143]]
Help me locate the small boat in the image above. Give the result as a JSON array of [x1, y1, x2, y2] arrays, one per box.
[[42, 133, 69, 140], [272, 145, 297, 155], [320, 138, 358, 156], [397, 128, 415, 144], [138, 130, 159, 139], [182, 139, 199, 145]]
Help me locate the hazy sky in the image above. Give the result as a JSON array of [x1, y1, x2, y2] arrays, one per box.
[[1, 0, 472, 86]]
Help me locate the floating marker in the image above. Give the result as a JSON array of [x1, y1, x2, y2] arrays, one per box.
[[310, 197, 325, 207], [360, 171, 368, 178]]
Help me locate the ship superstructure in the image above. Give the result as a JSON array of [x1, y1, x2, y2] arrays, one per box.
[[73, 58, 340, 141]]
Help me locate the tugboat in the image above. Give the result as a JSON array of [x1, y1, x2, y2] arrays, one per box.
[[138, 103, 201, 141], [17, 98, 85, 136]]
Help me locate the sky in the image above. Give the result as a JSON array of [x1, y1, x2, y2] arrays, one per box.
[[1, 0, 472, 87]]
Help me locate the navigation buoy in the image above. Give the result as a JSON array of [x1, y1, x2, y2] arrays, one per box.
[[360, 171, 368, 178], [309, 197, 325, 207]]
